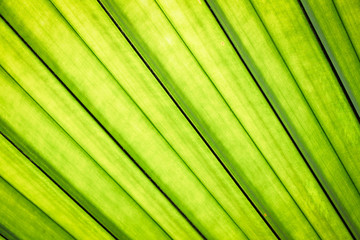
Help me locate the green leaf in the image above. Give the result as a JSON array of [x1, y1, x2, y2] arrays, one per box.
[[0, 0, 359, 238]]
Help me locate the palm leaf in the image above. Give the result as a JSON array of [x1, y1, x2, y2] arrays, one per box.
[[0, 0, 359, 239]]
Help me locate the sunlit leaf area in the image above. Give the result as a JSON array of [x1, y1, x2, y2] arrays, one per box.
[[1, 0, 359, 239]]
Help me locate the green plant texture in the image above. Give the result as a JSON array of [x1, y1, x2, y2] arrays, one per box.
[[0, 0, 359, 239]]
